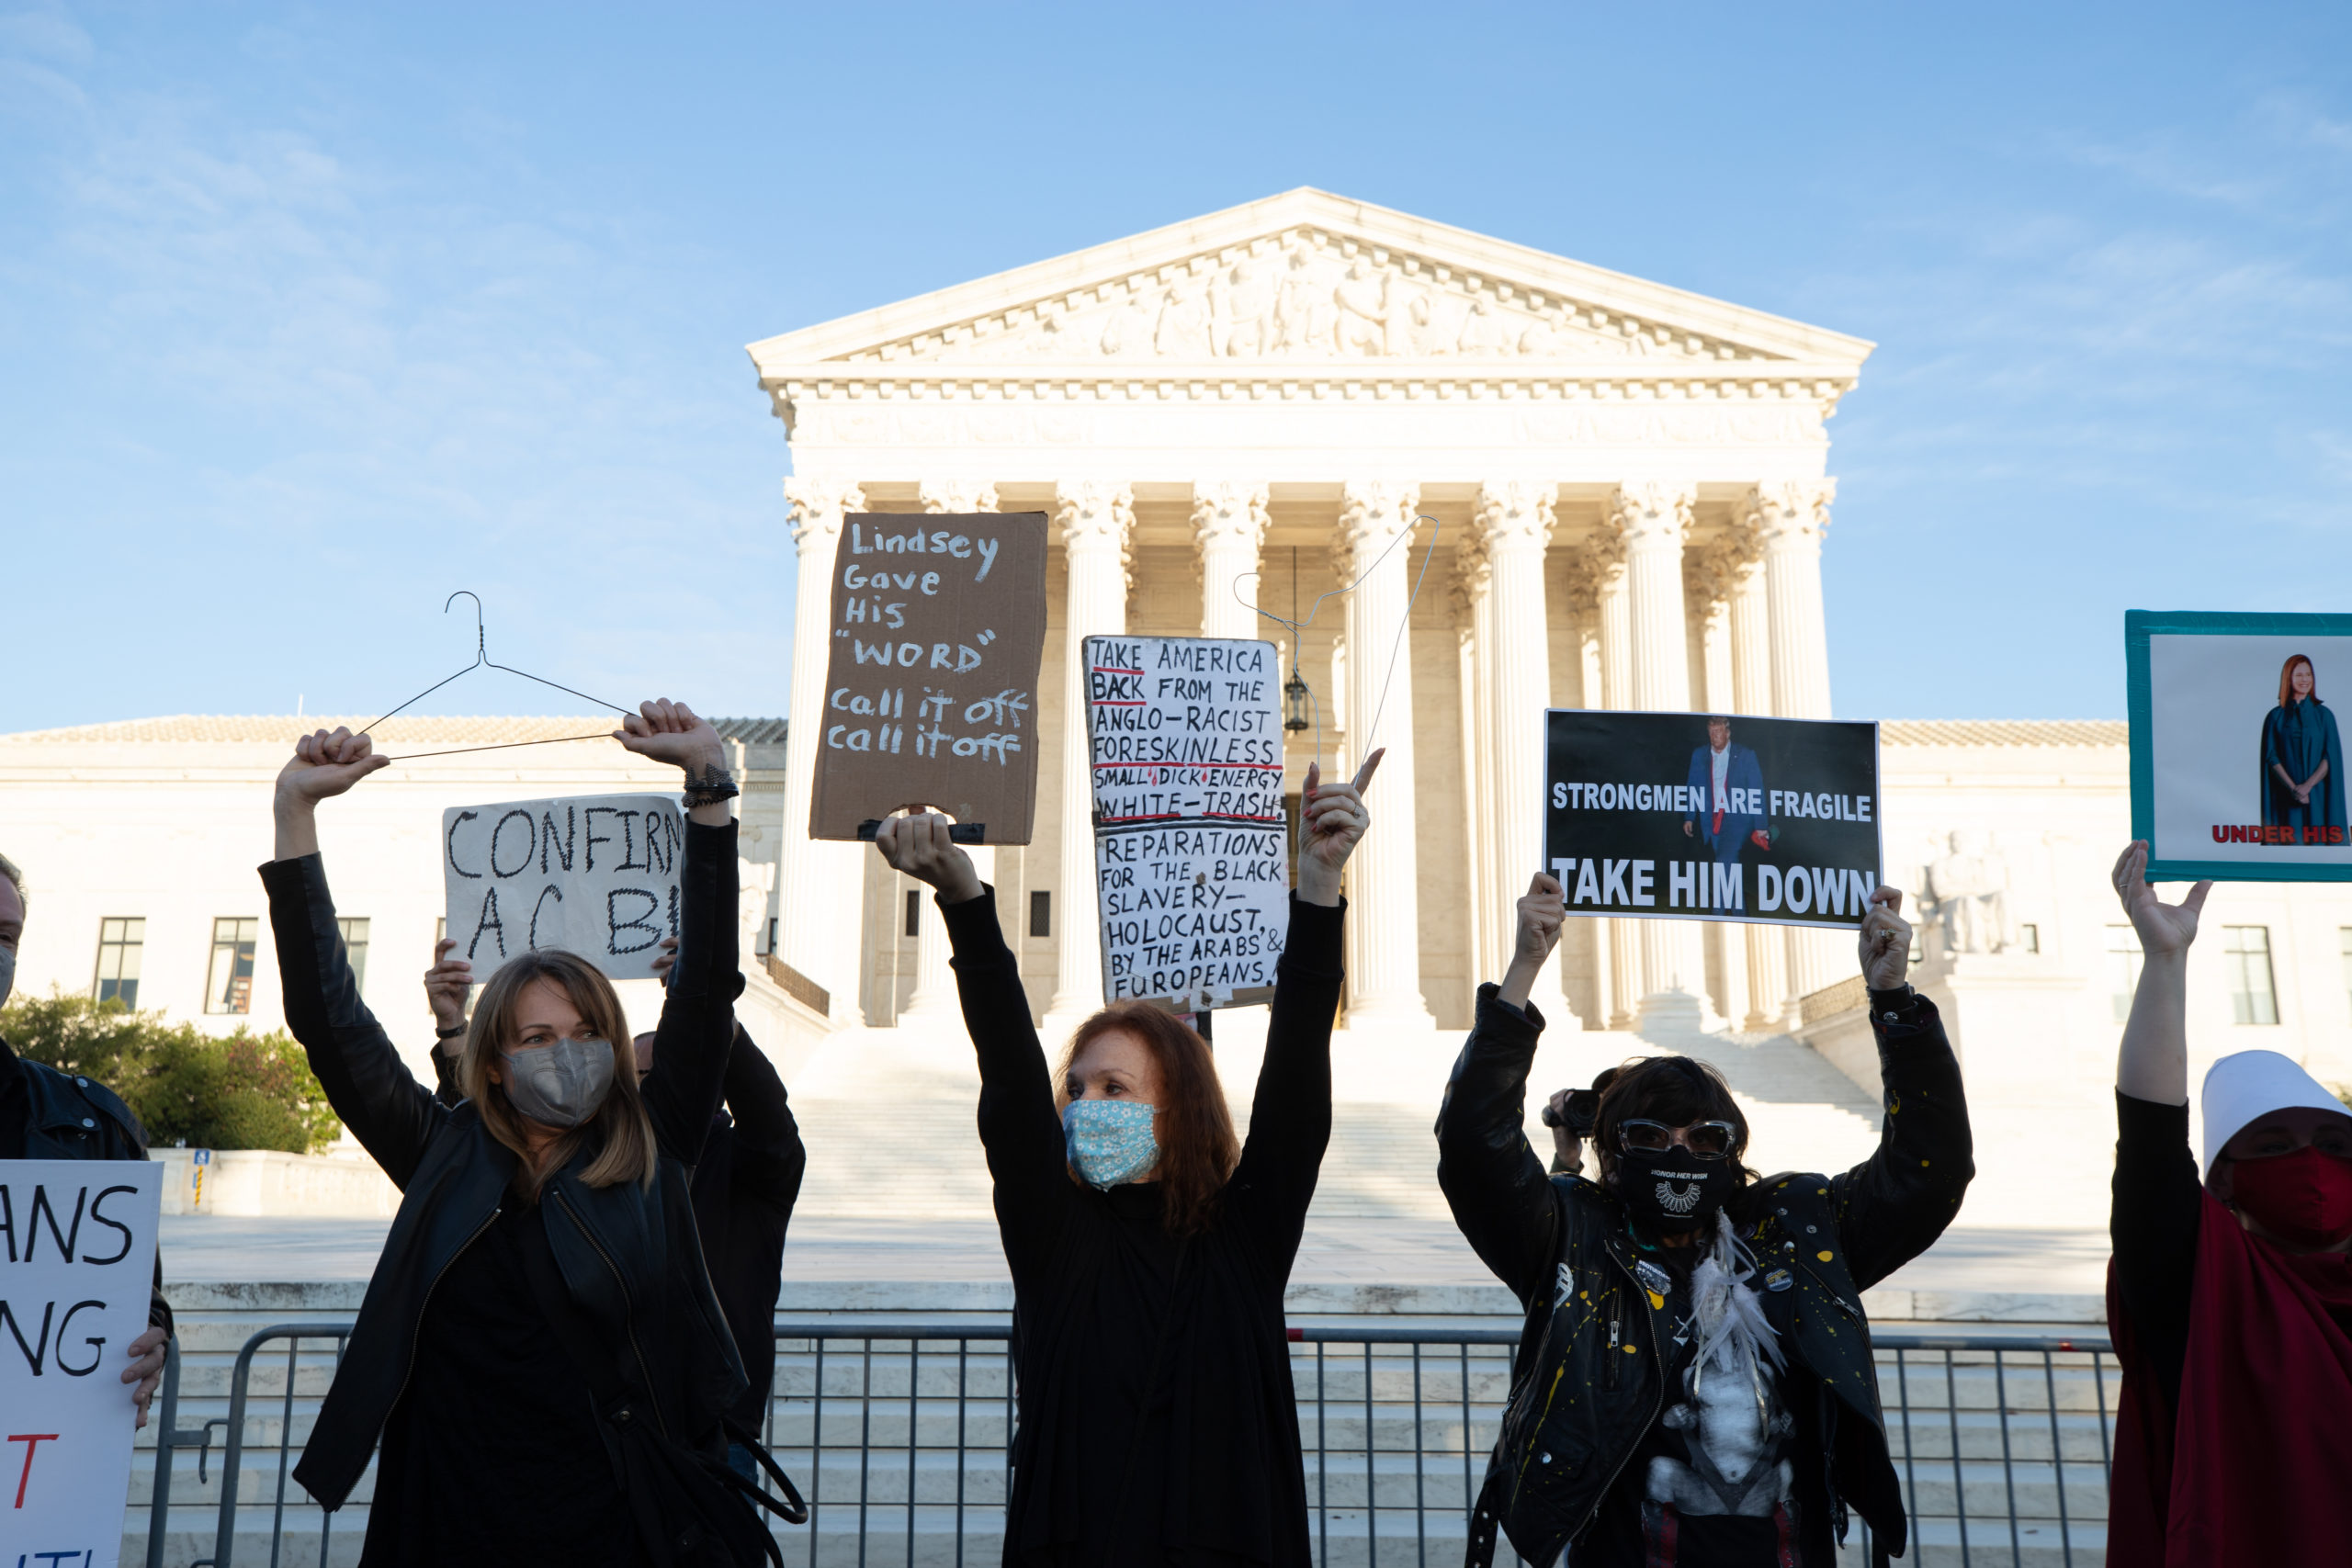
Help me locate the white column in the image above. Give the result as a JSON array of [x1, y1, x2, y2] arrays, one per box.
[[899, 482, 1001, 1018], [1590, 543, 1637, 1030], [1688, 548, 1747, 1032], [1193, 481, 1271, 639], [1611, 481, 1713, 1035], [1750, 479, 1840, 1010], [779, 478, 869, 1025], [1725, 529, 1787, 1030], [1456, 619, 1491, 994], [1042, 480, 1136, 1038], [1476, 481, 1574, 1025], [1336, 480, 1434, 1028]]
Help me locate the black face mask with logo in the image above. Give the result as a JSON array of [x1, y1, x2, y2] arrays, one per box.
[[1613, 1145, 1738, 1235]]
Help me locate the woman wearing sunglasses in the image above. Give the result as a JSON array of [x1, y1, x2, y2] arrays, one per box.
[[1437, 872, 1973, 1568], [2104, 841, 2352, 1565]]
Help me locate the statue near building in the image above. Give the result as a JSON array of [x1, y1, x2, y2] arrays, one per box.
[[1922, 830, 2015, 955]]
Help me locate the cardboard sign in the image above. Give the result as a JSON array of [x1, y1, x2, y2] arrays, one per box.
[[1, 1159, 164, 1568], [2129, 610, 2352, 882], [1086, 635, 1288, 1009], [1544, 709, 1883, 932], [809, 511, 1049, 843], [443, 794, 684, 980]]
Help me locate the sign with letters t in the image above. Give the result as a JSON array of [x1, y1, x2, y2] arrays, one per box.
[[1, 1159, 164, 1568], [2128, 610, 2352, 883], [443, 794, 685, 981], [1085, 635, 1288, 1010], [1543, 709, 1883, 933], [809, 512, 1049, 843]]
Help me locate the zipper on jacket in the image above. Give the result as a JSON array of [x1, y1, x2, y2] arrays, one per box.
[[389, 1205, 501, 1417], [551, 1186, 670, 1438], [1604, 1316, 1623, 1389], [1566, 1247, 1668, 1542]]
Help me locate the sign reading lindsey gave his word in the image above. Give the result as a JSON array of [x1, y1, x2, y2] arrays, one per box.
[[1, 1159, 164, 1568], [809, 511, 1049, 843], [1086, 636, 1288, 1010], [2129, 610, 2352, 883], [1544, 709, 1883, 932], [444, 795, 685, 981]]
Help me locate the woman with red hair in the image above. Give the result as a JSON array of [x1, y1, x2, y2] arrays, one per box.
[[875, 753, 1377, 1567], [2259, 653, 2345, 833]]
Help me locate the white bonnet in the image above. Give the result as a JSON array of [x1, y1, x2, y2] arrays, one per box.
[[2199, 1049, 2351, 1174]]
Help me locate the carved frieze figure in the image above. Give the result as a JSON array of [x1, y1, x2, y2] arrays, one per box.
[[1333, 259, 1390, 355], [1154, 279, 1214, 357], [1272, 244, 1333, 353], [1921, 829, 2015, 955], [1211, 260, 1272, 357]]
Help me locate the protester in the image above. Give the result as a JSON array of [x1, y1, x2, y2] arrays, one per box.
[[2104, 840, 2352, 1565], [424, 932, 807, 1474], [1438, 872, 1972, 1567], [0, 850, 173, 1427], [1543, 1066, 1620, 1178], [872, 753, 1377, 1566], [264, 705, 787, 1567]]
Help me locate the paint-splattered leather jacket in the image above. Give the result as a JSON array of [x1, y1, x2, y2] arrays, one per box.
[[1434, 984, 1973, 1568]]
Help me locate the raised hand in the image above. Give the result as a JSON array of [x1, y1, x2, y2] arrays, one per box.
[[2111, 840, 2210, 958], [616, 699, 726, 777], [1296, 750, 1380, 907], [424, 937, 472, 1042], [1498, 872, 1565, 1009], [650, 934, 679, 986], [274, 727, 390, 809], [1857, 886, 1912, 991], [874, 812, 984, 905]]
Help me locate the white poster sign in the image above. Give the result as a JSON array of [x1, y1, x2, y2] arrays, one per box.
[[1084, 635, 1289, 1010], [443, 795, 685, 981], [1, 1159, 164, 1568]]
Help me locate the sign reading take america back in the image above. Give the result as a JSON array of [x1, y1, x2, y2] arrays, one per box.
[[1086, 636, 1288, 1010], [1544, 709, 1883, 932], [809, 512, 1049, 843]]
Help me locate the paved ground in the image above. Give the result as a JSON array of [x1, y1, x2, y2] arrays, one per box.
[[160, 1213, 2110, 1297]]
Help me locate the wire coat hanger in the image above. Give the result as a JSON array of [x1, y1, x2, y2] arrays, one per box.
[[358, 592, 633, 761]]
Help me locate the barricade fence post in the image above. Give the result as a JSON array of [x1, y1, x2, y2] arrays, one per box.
[[150, 1323, 2116, 1568]]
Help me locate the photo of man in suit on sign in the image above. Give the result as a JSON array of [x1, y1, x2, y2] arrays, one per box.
[[1683, 715, 1770, 865]]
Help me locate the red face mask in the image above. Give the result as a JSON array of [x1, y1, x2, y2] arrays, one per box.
[[2228, 1146, 2352, 1248]]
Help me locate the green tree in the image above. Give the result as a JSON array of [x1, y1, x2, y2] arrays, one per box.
[[1, 989, 342, 1155]]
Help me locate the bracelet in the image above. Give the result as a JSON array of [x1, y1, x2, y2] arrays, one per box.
[[434, 1022, 468, 1040], [683, 762, 740, 808]]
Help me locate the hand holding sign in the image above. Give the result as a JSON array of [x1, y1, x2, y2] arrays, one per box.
[[2110, 840, 2211, 959], [1296, 750, 1381, 908], [424, 938, 472, 1046], [1857, 886, 1914, 992], [874, 812, 986, 905], [1499, 873, 1565, 1009], [123, 1325, 167, 1429]]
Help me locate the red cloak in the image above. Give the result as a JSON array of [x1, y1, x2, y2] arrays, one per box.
[[2107, 1189, 2352, 1566]]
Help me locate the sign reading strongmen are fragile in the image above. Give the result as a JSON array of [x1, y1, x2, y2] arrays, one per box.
[[809, 511, 1049, 844], [443, 794, 684, 982], [1, 1158, 164, 1568], [1543, 709, 1883, 932], [1085, 635, 1288, 1010]]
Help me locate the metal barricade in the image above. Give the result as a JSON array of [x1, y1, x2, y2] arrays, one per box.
[[142, 1322, 2119, 1568]]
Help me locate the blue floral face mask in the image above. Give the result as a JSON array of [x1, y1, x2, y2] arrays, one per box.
[[1063, 1098, 1159, 1189]]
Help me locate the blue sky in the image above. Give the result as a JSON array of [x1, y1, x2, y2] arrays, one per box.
[[5, 1, 2346, 731]]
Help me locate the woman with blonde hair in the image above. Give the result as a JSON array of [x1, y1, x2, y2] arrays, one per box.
[[875, 753, 1378, 1567], [262, 703, 786, 1567]]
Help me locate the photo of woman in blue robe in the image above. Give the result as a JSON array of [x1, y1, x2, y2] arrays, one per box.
[[2260, 653, 2346, 832]]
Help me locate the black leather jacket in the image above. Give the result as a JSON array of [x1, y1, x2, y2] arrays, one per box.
[[1436, 984, 1973, 1568], [260, 820, 749, 1512], [0, 1036, 174, 1336]]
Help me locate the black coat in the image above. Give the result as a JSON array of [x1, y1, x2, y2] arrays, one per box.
[[262, 820, 749, 1516], [0, 1036, 174, 1336], [941, 886, 1345, 1566], [1435, 984, 1973, 1568]]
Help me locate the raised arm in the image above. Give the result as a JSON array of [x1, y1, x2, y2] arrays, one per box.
[[876, 815, 1072, 1274], [424, 937, 470, 1107], [1824, 887, 1975, 1288], [265, 727, 442, 1186], [1224, 754, 1375, 1250], [628, 701, 744, 1160], [720, 1022, 807, 1218], [1437, 873, 1567, 1308]]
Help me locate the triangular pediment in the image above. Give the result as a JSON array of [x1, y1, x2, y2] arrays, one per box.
[[748, 188, 1871, 378]]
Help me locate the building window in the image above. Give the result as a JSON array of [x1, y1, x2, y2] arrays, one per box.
[[207, 918, 260, 1014], [93, 918, 146, 1009], [765, 917, 777, 957], [904, 889, 922, 939], [338, 918, 370, 992], [2223, 926, 2279, 1026], [2018, 923, 2041, 954], [1030, 890, 1052, 939], [2107, 925, 2143, 1024]]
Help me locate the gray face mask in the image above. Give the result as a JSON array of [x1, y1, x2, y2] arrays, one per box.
[[500, 1037, 616, 1129], [0, 947, 14, 1010]]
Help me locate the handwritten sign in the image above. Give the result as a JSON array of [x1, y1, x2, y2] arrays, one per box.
[[1, 1159, 164, 1568], [1086, 636, 1288, 1010], [809, 512, 1049, 843], [442, 794, 685, 981]]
